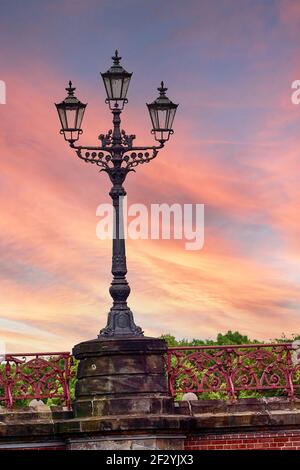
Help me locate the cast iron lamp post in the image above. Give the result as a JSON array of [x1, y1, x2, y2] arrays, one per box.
[[55, 51, 178, 338]]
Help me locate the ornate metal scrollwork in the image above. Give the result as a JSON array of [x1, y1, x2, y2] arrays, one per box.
[[74, 145, 160, 172], [0, 353, 74, 409], [75, 148, 112, 171], [121, 129, 136, 148], [124, 148, 159, 169], [98, 129, 113, 148], [166, 343, 300, 401], [98, 129, 136, 150]]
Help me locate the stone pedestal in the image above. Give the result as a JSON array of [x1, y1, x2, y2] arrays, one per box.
[[72, 336, 173, 418]]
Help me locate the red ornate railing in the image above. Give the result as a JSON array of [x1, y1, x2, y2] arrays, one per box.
[[1, 344, 300, 408], [0, 352, 73, 409], [166, 343, 300, 400]]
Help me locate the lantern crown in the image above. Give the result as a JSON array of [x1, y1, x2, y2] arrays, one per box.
[[147, 81, 178, 142], [101, 50, 132, 109], [55, 81, 87, 144]]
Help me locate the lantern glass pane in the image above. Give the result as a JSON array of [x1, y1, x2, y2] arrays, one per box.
[[57, 107, 67, 130], [154, 130, 170, 141], [167, 107, 176, 129], [121, 76, 130, 99], [157, 108, 168, 129], [103, 76, 113, 100], [111, 77, 123, 100], [148, 107, 157, 129], [63, 130, 80, 142], [66, 108, 77, 129], [76, 106, 85, 129]]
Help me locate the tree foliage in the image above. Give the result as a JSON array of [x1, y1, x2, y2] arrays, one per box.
[[161, 330, 300, 347]]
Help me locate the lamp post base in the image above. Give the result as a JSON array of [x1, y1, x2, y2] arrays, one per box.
[[72, 336, 174, 418], [99, 306, 143, 337]]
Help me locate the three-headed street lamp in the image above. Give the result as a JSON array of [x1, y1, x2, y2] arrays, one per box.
[[55, 51, 178, 337]]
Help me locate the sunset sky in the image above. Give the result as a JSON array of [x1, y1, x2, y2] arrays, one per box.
[[1, 0, 300, 352]]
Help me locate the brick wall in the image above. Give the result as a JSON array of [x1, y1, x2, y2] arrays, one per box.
[[185, 431, 300, 450]]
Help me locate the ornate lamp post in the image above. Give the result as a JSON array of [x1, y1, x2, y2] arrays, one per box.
[[55, 52, 178, 420], [55, 51, 178, 338]]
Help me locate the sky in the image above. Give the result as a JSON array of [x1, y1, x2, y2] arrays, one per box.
[[1, 0, 300, 351]]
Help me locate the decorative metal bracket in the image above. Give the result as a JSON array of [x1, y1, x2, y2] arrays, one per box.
[[75, 148, 112, 171], [123, 148, 159, 169], [71, 139, 163, 172], [98, 129, 136, 150]]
